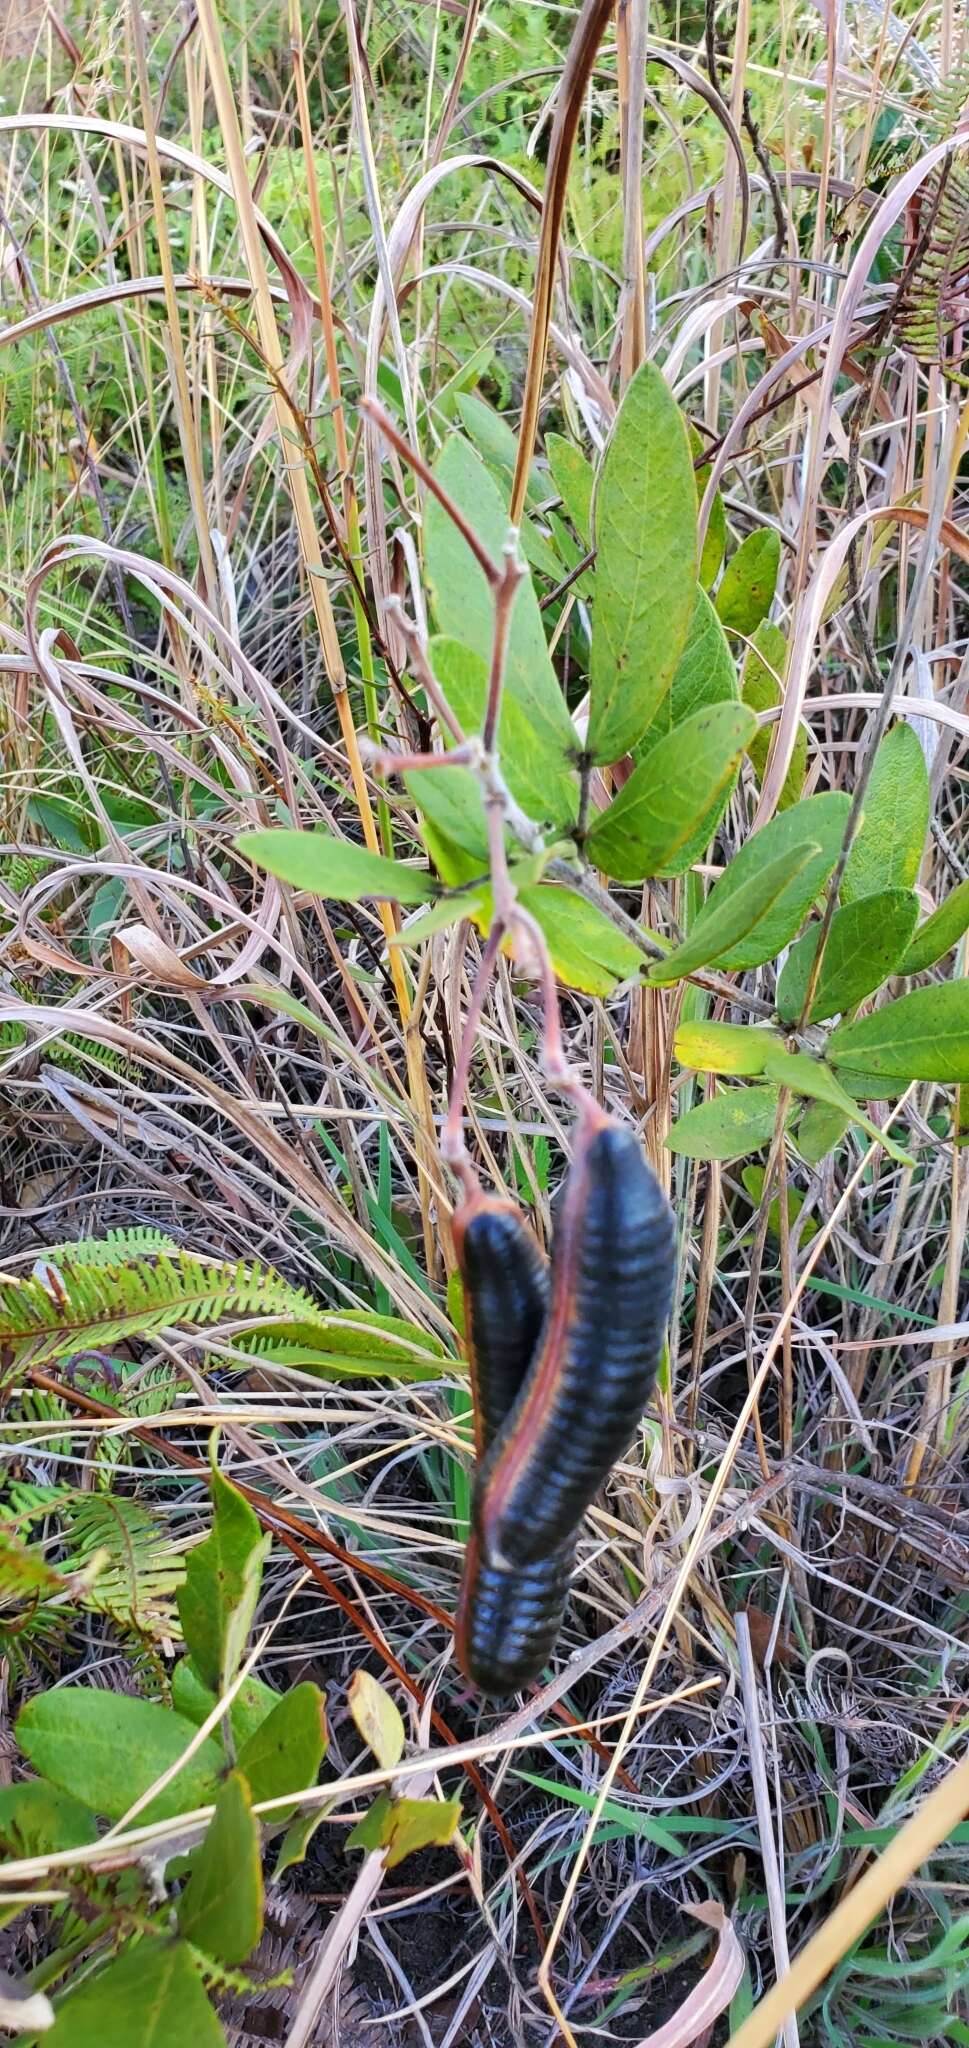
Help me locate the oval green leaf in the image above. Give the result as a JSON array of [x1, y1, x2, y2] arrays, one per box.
[[900, 879, 969, 975], [716, 528, 781, 635], [841, 723, 929, 904], [0, 1779, 95, 1858], [636, 587, 738, 753], [587, 703, 756, 882], [795, 1098, 852, 1166], [179, 1771, 263, 1964], [171, 1660, 280, 1752], [666, 1084, 789, 1162], [742, 621, 806, 813], [44, 1940, 224, 2048], [546, 432, 594, 546], [690, 424, 726, 590], [647, 841, 821, 985], [238, 831, 436, 906], [176, 1456, 271, 1694], [761, 1047, 914, 1164], [688, 791, 851, 972], [16, 1690, 224, 1825], [827, 981, 969, 1084], [776, 889, 919, 1024], [423, 436, 578, 780], [236, 1681, 328, 1808], [587, 360, 698, 763], [430, 636, 572, 831]]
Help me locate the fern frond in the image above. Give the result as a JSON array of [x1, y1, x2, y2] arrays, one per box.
[[38, 1228, 180, 1267], [895, 158, 969, 380], [0, 1016, 136, 1080], [923, 51, 969, 144], [0, 1246, 319, 1365], [61, 1494, 184, 1637]]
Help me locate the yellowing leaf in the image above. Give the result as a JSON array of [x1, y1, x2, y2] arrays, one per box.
[[674, 1020, 780, 1076], [519, 884, 642, 996], [348, 1670, 405, 1770], [381, 1796, 462, 1869]]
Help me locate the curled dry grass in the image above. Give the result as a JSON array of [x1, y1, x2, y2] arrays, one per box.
[[1, 2, 969, 2044]]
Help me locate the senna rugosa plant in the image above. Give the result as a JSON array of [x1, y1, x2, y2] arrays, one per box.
[[241, 360, 969, 1180]]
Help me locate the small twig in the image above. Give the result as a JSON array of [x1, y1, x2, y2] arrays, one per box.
[[483, 541, 525, 751], [361, 396, 503, 590], [539, 547, 595, 611], [441, 919, 508, 1178], [742, 88, 788, 261]]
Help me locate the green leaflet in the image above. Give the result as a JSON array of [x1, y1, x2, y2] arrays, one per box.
[[546, 431, 594, 546], [16, 1690, 224, 1825], [842, 723, 929, 904], [236, 1683, 328, 1808], [686, 792, 851, 972], [634, 587, 738, 755], [690, 424, 726, 590], [762, 1048, 914, 1165], [742, 621, 806, 812], [178, 1772, 263, 1964], [776, 889, 919, 1023], [900, 879, 969, 974], [423, 436, 578, 783], [715, 527, 781, 635], [667, 1085, 790, 1162], [237, 830, 435, 905], [176, 1450, 271, 1695], [646, 841, 821, 985], [44, 1940, 225, 2048], [827, 981, 969, 1084], [587, 360, 698, 763], [587, 703, 755, 881], [429, 635, 575, 831]]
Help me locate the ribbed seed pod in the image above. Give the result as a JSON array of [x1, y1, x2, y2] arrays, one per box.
[[454, 1529, 574, 1698], [478, 1121, 675, 1570], [453, 1192, 549, 1459]]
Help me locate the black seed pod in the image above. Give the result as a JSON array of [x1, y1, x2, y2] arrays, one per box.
[[453, 1193, 549, 1459], [478, 1121, 675, 1569], [455, 1530, 573, 1698]]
